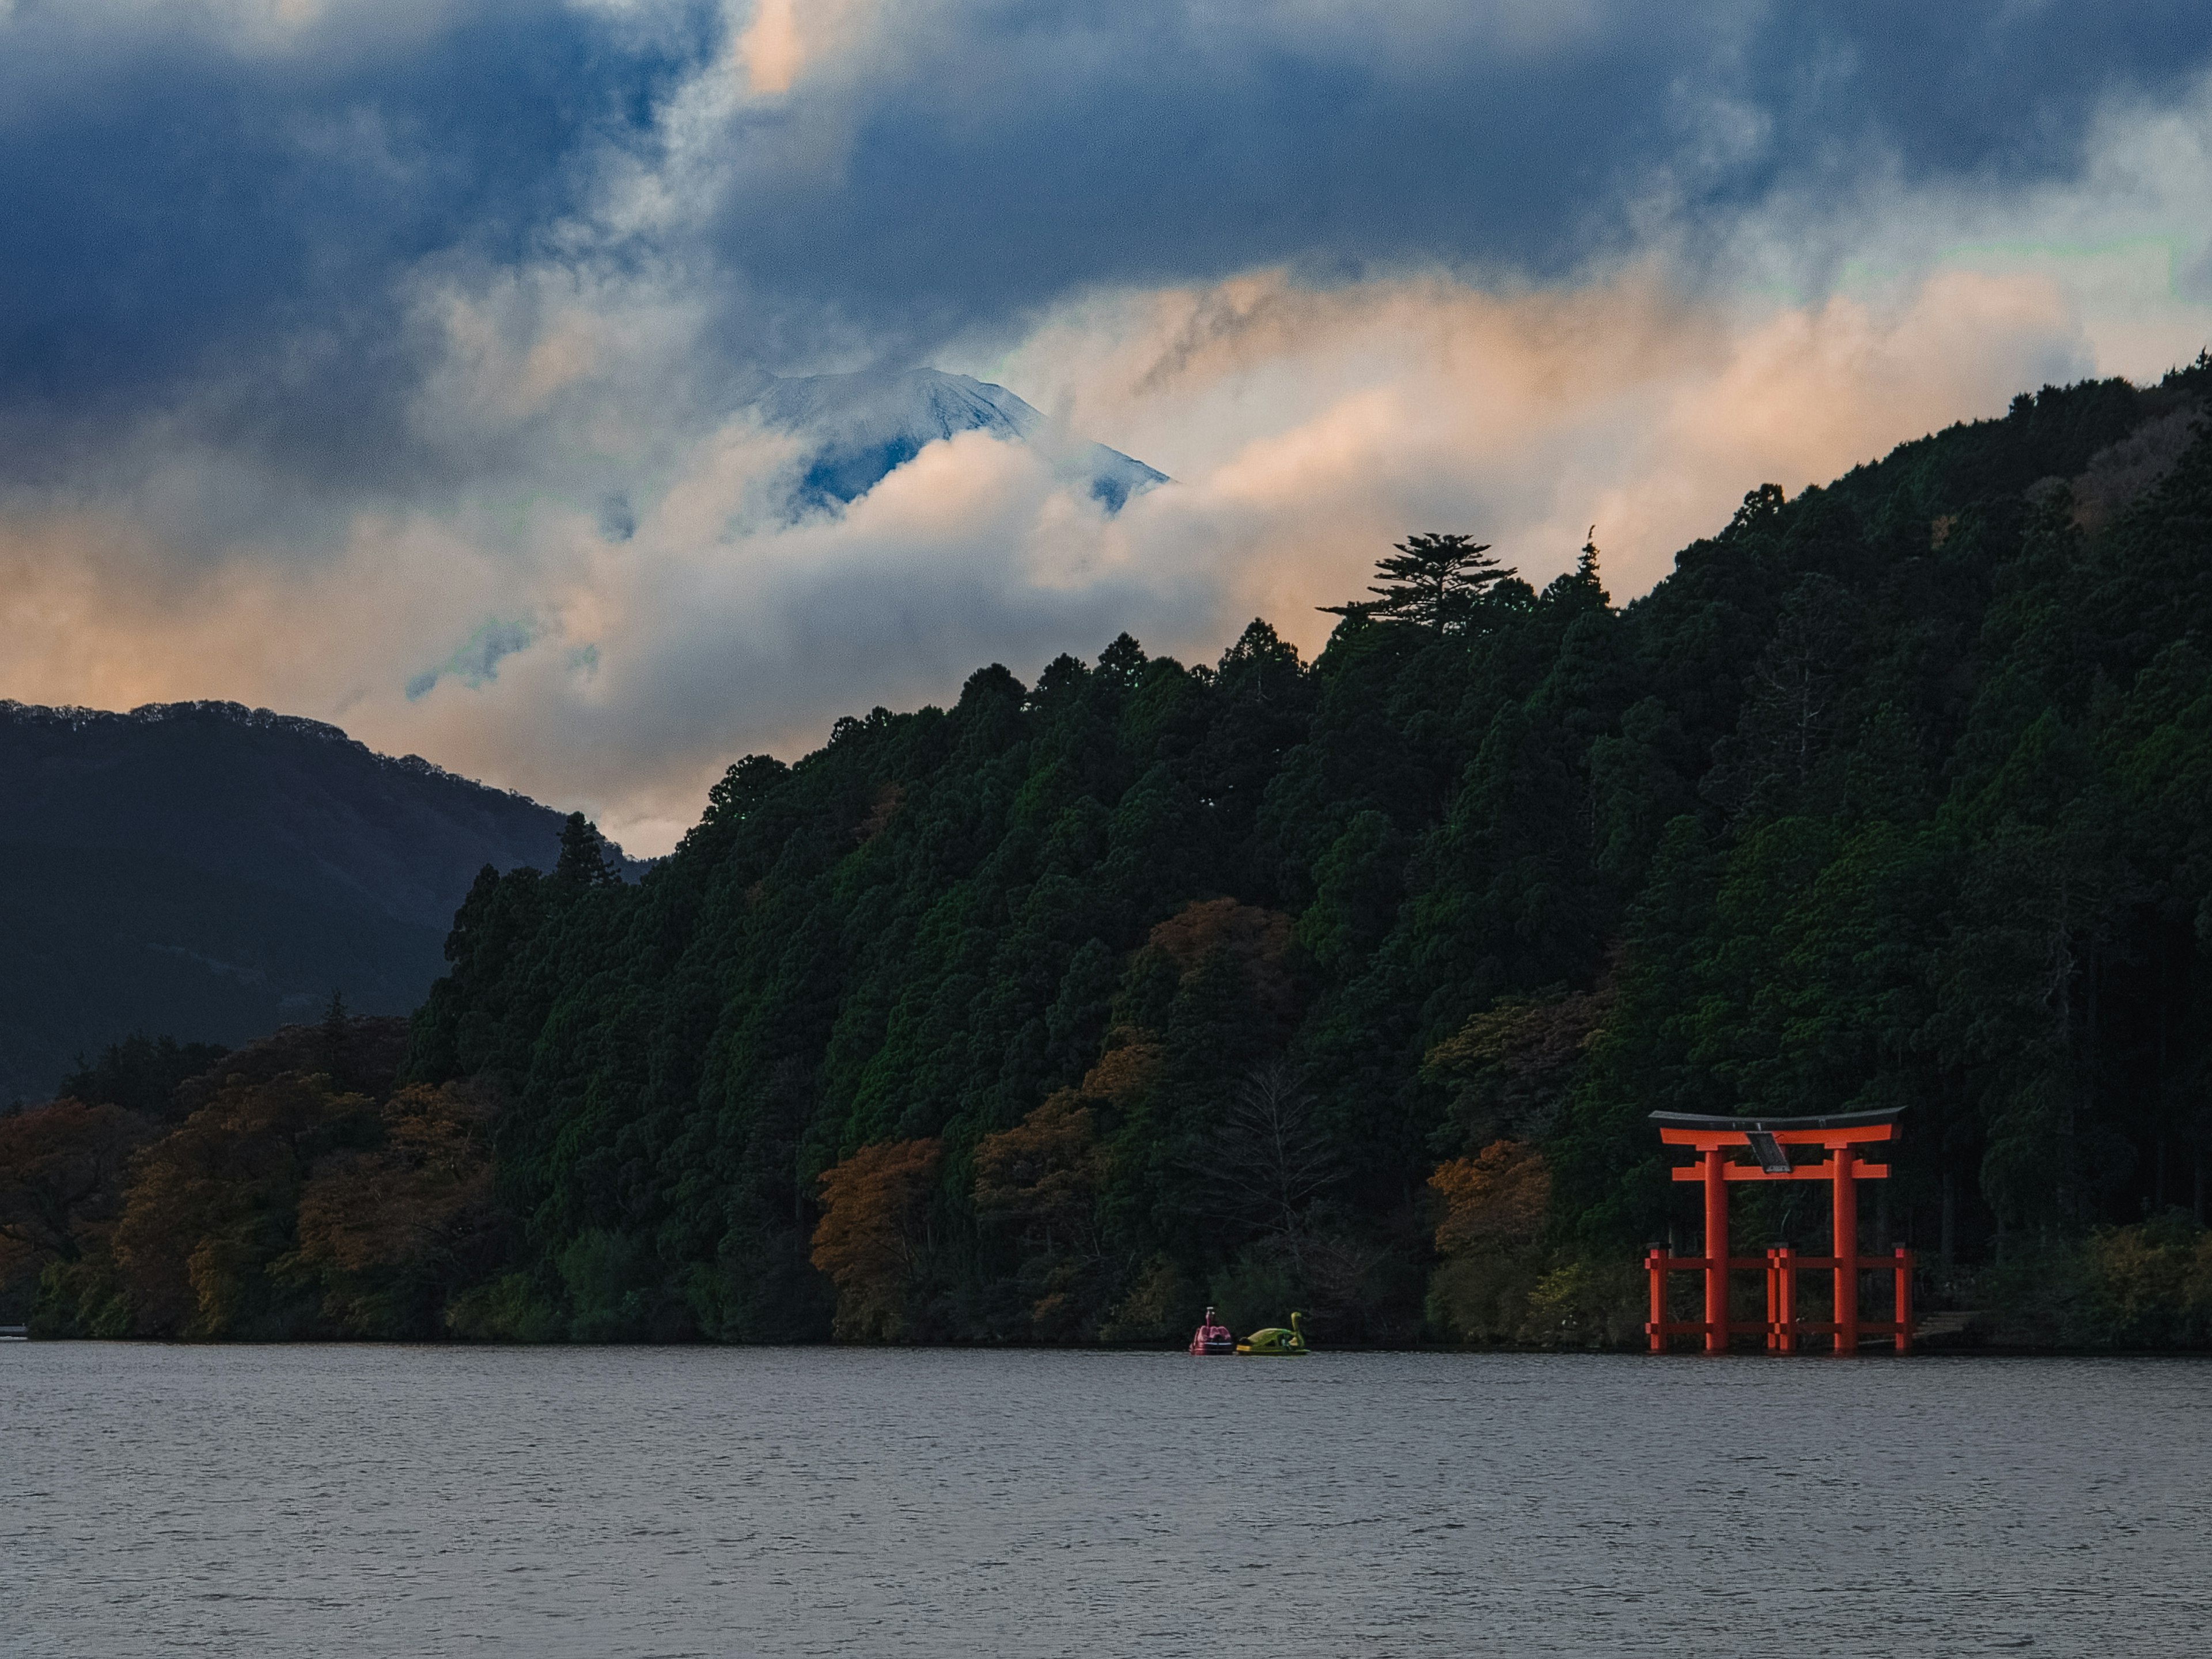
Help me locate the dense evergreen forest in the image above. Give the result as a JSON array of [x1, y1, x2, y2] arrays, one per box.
[[10, 365, 2212, 1348]]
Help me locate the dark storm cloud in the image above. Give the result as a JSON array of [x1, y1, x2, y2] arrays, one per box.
[[708, 1, 2212, 344], [0, 1, 713, 479], [1, 0, 2207, 472], [1739, 1, 2212, 191]]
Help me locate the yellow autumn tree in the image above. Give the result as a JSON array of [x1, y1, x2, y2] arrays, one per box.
[[111, 1071, 374, 1338], [1077, 1040, 1162, 1105]]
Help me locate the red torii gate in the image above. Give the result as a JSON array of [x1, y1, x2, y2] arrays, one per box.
[[1644, 1107, 1913, 1355]]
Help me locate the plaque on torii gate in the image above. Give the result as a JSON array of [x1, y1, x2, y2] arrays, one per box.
[[1644, 1106, 1913, 1355]]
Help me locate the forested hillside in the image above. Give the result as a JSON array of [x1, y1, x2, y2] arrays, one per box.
[[0, 700, 639, 1101], [14, 364, 2212, 1347]]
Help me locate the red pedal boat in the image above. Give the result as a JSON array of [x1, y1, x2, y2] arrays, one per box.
[[1188, 1305, 1234, 1355]]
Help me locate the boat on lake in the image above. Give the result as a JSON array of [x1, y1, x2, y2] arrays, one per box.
[[1188, 1305, 1234, 1355], [1236, 1311, 1310, 1356]]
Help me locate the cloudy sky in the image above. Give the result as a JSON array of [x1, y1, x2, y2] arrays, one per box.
[[5, 1, 2211, 852]]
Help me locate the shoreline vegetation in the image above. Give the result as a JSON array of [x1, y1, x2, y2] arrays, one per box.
[[8, 363, 2212, 1351]]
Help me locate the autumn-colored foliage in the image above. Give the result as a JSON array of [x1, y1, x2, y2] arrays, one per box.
[[0, 1099, 156, 1325], [1145, 899, 1298, 1025], [810, 1138, 944, 1340], [1425, 1140, 1585, 1345], [0, 1099, 154, 1264], [1429, 1139, 1551, 1257], [111, 1070, 377, 1337], [973, 1093, 1115, 1334], [17, 1016, 513, 1340], [1423, 979, 1613, 1148], [1076, 1041, 1162, 1104], [293, 1082, 501, 1333], [974, 1091, 1108, 1236], [296, 1084, 496, 1276], [31, 372, 2212, 1352], [857, 781, 905, 843]]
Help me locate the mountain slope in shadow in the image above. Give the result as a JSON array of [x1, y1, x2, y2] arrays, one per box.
[[0, 700, 632, 1102]]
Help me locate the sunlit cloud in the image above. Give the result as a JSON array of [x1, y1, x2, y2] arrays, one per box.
[[732, 0, 882, 97]]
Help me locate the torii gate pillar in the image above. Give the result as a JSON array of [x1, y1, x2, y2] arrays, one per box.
[[1831, 1141, 1858, 1348], [1701, 1146, 1728, 1354]]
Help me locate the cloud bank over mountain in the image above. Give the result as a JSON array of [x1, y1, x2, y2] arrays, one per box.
[[751, 368, 1166, 513], [3, 1, 2211, 850]]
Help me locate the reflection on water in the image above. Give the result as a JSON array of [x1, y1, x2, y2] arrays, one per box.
[[5, 1345, 2206, 1657]]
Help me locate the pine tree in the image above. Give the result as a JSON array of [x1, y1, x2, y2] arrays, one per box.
[[1320, 533, 1512, 632], [554, 812, 620, 888]]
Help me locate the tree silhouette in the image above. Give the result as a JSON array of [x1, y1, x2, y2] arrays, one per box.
[[554, 812, 621, 888], [1320, 532, 1513, 632], [1209, 1063, 1338, 1244]]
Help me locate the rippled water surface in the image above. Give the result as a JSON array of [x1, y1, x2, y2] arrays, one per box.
[[6, 1344, 2207, 1657]]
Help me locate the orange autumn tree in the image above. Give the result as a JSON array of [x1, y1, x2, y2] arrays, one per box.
[[1429, 1139, 1551, 1256], [974, 1092, 1109, 1241], [809, 1138, 943, 1340], [0, 1099, 155, 1266], [293, 1082, 502, 1336], [1425, 1139, 1552, 1344], [974, 1092, 1113, 1336], [103, 1066, 503, 1340], [0, 1099, 158, 1327], [21, 1013, 493, 1341], [1144, 899, 1299, 1028]]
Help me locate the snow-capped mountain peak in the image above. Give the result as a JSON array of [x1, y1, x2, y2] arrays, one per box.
[[749, 368, 1167, 513]]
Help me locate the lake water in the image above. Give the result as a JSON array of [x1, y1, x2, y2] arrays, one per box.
[[4, 1345, 2206, 1657]]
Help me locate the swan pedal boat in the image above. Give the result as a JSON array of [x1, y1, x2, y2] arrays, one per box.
[[1188, 1305, 1234, 1355], [1235, 1311, 1310, 1356]]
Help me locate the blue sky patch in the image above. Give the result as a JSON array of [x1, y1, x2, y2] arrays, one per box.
[[407, 618, 539, 701]]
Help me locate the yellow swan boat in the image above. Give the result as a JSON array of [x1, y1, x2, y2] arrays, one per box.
[[1234, 1310, 1310, 1355]]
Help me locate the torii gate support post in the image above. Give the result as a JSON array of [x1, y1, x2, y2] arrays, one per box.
[[1769, 1246, 1797, 1353], [1645, 1247, 1666, 1353], [1892, 1245, 1911, 1355], [1703, 1146, 1728, 1355], [1831, 1141, 1857, 1352]]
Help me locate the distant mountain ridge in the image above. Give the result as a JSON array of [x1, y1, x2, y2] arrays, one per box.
[[749, 367, 1168, 513], [12, 697, 539, 796], [0, 698, 634, 1102]]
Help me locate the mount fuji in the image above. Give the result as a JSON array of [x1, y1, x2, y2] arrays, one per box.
[[748, 368, 1168, 514]]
